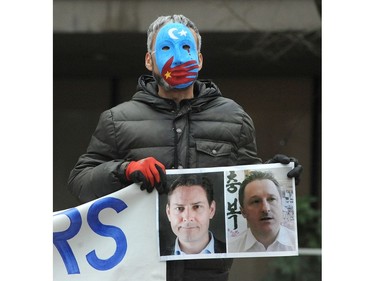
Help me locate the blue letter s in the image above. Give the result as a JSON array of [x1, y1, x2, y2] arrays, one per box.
[[86, 197, 128, 271]]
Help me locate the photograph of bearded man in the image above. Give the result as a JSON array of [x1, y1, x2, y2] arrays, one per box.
[[228, 170, 296, 252]]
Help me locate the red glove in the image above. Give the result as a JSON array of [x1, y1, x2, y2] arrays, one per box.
[[125, 157, 167, 193]]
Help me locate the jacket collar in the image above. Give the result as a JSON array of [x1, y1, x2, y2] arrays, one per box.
[[133, 75, 222, 111]]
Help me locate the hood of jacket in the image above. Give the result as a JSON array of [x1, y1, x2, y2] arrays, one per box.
[[132, 74, 223, 111]]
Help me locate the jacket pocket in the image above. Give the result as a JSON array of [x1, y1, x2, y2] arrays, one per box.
[[195, 140, 236, 167]]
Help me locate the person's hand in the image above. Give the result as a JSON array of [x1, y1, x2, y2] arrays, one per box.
[[125, 157, 167, 194], [265, 154, 303, 185]]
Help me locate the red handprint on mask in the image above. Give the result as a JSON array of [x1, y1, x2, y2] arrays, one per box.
[[161, 57, 199, 87]]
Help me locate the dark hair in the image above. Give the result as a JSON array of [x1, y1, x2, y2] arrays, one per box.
[[238, 171, 281, 208], [167, 174, 214, 205]]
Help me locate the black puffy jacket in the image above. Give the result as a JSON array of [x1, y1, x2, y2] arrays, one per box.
[[68, 75, 260, 202], [68, 75, 262, 281]]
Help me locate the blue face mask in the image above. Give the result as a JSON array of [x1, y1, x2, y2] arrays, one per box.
[[154, 23, 200, 89]]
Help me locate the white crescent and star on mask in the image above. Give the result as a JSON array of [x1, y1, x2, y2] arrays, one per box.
[[168, 28, 188, 40]]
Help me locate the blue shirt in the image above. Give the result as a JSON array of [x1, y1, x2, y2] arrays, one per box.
[[174, 231, 215, 255]]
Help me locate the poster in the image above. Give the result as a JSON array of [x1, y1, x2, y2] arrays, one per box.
[[157, 163, 298, 261]]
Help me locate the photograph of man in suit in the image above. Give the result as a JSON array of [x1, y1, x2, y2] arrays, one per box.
[[161, 174, 226, 256]]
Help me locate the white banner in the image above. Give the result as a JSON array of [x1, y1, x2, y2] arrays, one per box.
[[53, 184, 166, 281]]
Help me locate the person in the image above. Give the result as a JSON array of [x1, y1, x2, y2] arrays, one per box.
[[228, 170, 296, 252], [162, 174, 226, 256], [68, 14, 302, 281]]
